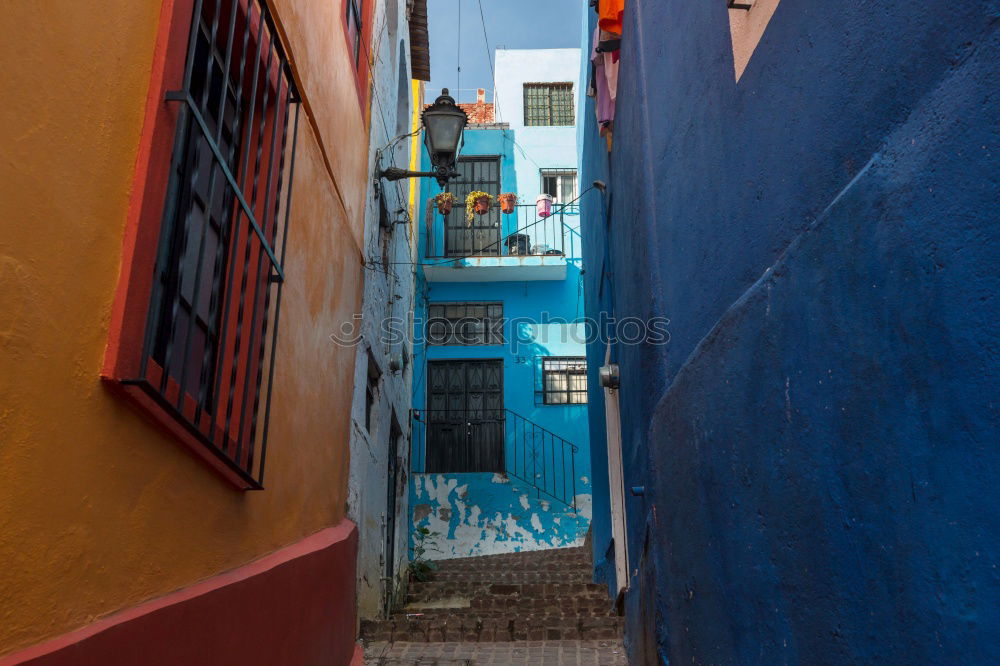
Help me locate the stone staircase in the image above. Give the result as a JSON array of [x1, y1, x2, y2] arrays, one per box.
[[361, 546, 624, 646]]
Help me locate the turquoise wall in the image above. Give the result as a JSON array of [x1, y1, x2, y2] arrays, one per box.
[[410, 54, 590, 557]]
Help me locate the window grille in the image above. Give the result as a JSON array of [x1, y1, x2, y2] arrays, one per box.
[[542, 358, 588, 405], [441, 157, 502, 257], [125, 0, 301, 489], [540, 169, 578, 204], [427, 303, 504, 346], [347, 0, 363, 64], [523, 83, 575, 126]]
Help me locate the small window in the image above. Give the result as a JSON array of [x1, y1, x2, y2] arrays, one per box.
[[523, 83, 574, 126], [540, 169, 578, 204], [542, 358, 588, 405], [427, 302, 504, 346], [366, 352, 381, 433], [347, 0, 363, 65]]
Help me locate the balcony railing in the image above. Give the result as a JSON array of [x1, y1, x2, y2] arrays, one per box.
[[411, 408, 579, 510], [426, 202, 581, 260]]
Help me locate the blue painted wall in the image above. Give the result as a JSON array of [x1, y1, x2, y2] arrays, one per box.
[[579, 1, 999, 663], [409, 50, 593, 558]]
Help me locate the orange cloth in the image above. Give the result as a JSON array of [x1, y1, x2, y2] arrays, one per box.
[[598, 0, 625, 35]]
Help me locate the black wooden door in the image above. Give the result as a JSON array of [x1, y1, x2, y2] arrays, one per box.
[[426, 360, 504, 472], [444, 157, 501, 257]]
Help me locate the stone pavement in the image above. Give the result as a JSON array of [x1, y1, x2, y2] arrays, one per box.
[[363, 639, 628, 665], [360, 546, 628, 664]]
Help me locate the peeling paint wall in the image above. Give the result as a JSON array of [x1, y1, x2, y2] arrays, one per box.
[[411, 473, 592, 559], [346, 0, 419, 622]]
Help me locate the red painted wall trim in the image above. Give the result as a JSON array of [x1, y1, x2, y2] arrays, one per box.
[[103, 0, 193, 383], [0, 522, 359, 665]]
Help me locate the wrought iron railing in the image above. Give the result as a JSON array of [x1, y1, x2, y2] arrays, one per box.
[[410, 408, 579, 509], [426, 202, 581, 260]]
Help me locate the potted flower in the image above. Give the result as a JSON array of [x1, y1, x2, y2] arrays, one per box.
[[434, 192, 456, 215], [497, 192, 518, 214], [465, 191, 493, 223], [536, 193, 553, 218]]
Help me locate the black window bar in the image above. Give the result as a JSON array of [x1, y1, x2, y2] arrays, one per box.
[[123, 0, 301, 489], [426, 302, 505, 346], [542, 357, 588, 405], [523, 83, 574, 127]]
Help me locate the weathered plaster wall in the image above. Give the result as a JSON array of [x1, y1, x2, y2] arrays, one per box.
[[411, 473, 592, 559], [579, 0, 999, 663], [0, 0, 367, 656], [410, 74, 592, 558], [346, 0, 419, 621]]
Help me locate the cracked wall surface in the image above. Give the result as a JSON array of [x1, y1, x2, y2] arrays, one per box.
[[410, 473, 592, 559]]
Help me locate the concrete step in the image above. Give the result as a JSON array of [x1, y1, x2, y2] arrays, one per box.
[[430, 546, 590, 573], [361, 614, 623, 643], [405, 589, 611, 615], [406, 581, 608, 604], [421, 569, 593, 584]]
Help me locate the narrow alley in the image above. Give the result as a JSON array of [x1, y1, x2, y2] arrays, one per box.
[[1, 0, 997, 665], [363, 547, 625, 664]]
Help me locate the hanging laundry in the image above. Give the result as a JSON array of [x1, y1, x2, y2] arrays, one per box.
[[590, 26, 615, 133], [597, 29, 620, 101], [598, 0, 625, 36]]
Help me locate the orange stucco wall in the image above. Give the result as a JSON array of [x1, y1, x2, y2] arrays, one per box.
[[0, 0, 368, 656]]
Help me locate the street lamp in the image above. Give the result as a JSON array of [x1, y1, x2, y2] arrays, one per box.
[[377, 88, 468, 187]]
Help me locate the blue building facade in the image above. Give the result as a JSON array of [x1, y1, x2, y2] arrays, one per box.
[[409, 49, 594, 559], [579, 1, 999, 664]]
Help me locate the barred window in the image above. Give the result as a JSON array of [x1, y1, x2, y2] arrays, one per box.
[[347, 0, 363, 64], [523, 83, 575, 126], [541, 169, 578, 204], [427, 303, 504, 346], [542, 358, 588, 405], [122, 0, 300, 489]]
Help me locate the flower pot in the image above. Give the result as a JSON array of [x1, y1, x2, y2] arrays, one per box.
[[498, 193, 518, 214], [474, 196, 491, 216], [437, 200, 453, 215], [536, 194, 553, 218]]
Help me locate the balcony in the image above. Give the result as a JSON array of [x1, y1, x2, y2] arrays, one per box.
[[423, 202, 580, 283]]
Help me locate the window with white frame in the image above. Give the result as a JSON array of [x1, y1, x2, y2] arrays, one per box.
[[542, 357, 588, 405], [540, 169, 578, 204]]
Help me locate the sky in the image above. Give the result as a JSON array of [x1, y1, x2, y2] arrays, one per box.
[[426, 0, 583, 104]]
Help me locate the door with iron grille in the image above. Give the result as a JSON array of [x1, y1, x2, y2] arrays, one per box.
[[426, 360, 504, 472], [443, 157, 501, 257]]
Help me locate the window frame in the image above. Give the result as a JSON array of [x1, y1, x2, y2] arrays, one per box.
[[101, 0, 300, 490], [426, 302, 505, 346], [341, 0, 374, 114], [523, 82, 575, 127], [541, 357, 588, 405], [540, 169, 578, 204]]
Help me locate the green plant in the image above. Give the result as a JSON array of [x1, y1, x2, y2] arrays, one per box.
[[434, 192, 456, 205], [464, 190, 493, 223], [408, 525, 440, 582]]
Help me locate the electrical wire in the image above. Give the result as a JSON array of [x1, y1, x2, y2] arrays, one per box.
[[475, 0, 498, 120], [456, 0, 462, 97]]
